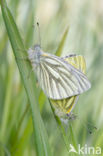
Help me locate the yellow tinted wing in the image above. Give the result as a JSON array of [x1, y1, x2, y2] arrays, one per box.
[[50, 96, 78, 115], [64, 55, 86, 74], [50, 55, 86, 117]]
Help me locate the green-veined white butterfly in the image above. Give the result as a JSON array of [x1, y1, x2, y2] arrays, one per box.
[[28, 45, 91, 101], [50, 54, 87, 119]]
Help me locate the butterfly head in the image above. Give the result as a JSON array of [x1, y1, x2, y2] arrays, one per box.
[[27, 44, 43, 66], [33, 44, 41, 52]]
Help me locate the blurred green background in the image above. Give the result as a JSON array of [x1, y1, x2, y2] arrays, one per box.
[[0, 0, 103, 155]]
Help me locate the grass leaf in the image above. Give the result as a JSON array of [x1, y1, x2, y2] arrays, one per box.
[[56, 26, 69, 56], [0, 0, 51, 155]]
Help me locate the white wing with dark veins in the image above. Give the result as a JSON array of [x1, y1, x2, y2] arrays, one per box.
[[35, 53, 91, 100]]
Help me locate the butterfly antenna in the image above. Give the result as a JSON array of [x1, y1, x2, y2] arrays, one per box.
[[37, 22, 41, 47]]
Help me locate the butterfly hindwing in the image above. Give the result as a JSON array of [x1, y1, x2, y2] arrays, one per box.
[[63, 54, 86, 74]]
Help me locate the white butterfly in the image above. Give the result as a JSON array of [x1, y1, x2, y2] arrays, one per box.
[[50, 54, 87, 118], [27, 45, 91, 100]]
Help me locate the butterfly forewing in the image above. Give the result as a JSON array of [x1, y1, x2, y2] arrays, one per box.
[[36, 53, 91, 100]]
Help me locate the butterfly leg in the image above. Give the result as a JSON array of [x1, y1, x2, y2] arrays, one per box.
[[15, 54, 35, 80], [16, 48, 28, 52], [14, 48, 29, 61], [27, 67, 35, 79], [15, 57, 29, 61]]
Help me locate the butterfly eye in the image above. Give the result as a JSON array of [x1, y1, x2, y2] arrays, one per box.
[[34, 45, 41, 52]]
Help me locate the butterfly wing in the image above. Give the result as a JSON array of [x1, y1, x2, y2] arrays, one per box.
[[36, 53, 91, 100], [63, 54, 86, 74], [50, 96, 79, 116], [50, 55, 86, 116]]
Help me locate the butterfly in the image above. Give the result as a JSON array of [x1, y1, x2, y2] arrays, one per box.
[[28, 45, 91, 102], [50, 54, 87, 119]]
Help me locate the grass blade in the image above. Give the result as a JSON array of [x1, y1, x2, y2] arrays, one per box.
[[0, 0, 51, 155], [56, 26, 69, 56]]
